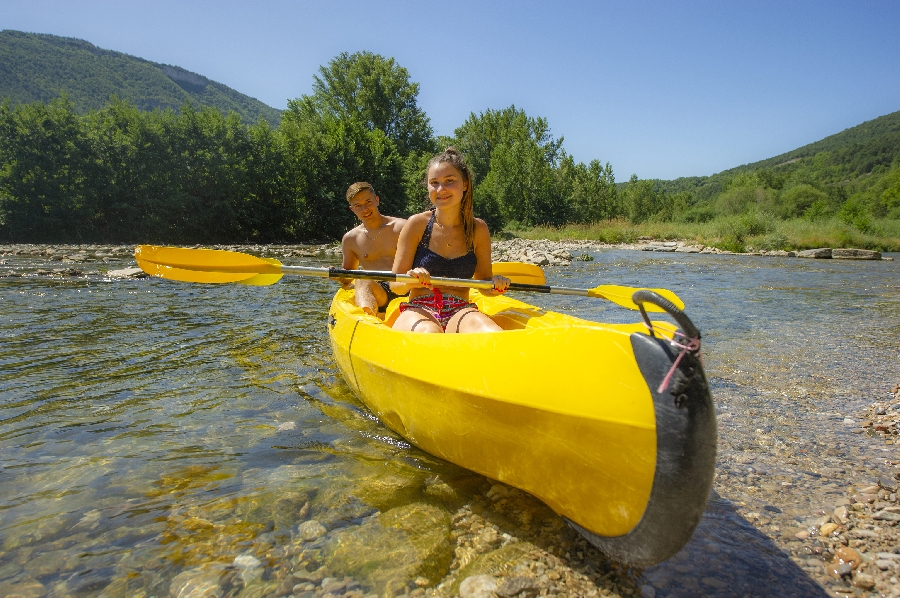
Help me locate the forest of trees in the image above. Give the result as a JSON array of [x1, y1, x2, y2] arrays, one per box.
[[1, 50, 899, 244]]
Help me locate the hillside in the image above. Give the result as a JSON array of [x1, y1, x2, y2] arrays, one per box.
[[656, 109, 900, 201], [0, 30, 281, 126]]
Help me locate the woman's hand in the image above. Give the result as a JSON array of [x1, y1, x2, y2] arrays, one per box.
[[407, 267, 432, 288], [492, 274, 510, 294]]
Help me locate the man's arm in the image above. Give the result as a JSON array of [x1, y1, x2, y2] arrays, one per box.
[[337, 232, 359, 288]]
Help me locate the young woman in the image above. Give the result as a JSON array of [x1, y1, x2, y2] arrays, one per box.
[[390, 147, 510, 333]]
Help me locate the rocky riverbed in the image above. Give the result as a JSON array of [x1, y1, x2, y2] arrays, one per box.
[[0, 238, 890, 274], [1, 243, 898, 598]]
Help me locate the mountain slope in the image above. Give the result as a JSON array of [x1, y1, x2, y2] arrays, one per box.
[[0, 30, 281, 125], [657, 109, 900, 200]]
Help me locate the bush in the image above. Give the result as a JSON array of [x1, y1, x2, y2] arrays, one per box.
[[715, 185, 778, 216], [780, 184, 829, 218], [803, 199, 831, 221], [676, 204, 717, 223], [837, 198, 873, 233], [714, 210, 775, 252], [756, 232, 788, 251]]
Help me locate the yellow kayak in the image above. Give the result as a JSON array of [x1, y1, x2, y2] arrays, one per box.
[[327, 287, 716, 566]]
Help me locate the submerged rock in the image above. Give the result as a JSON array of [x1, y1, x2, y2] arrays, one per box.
[[459, 574, 499, 598], [452, 541, 534, 593], [322, 502, 452, 593], [106, 267, 147, 278], [169, 564, 227, 598], [297, 520, 327, 541]]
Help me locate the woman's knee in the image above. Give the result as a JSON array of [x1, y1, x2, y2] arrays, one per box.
[[452, 309, 501, 333], [393, 309, 442, 333]]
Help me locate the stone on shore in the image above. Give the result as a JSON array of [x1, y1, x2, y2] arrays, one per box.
[[491, 238, 574, 266], [832, 248, 882, 260], [797, 248, 832, 258]]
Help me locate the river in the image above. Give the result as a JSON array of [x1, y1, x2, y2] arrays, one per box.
[[1, 246, 898, 598]]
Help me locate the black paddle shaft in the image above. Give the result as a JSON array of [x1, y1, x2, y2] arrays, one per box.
[[319, 267, 578, 296]]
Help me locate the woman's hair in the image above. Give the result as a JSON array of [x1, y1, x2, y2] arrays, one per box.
[[426, 147, 475, 250]]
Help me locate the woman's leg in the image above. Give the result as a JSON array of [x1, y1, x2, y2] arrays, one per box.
[[392, 307, 443, 333], [446, 307, 503, 333]]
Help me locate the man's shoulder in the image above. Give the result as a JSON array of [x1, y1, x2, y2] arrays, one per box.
[[342, 224, 364, 243], [385, 215, 408, 230]]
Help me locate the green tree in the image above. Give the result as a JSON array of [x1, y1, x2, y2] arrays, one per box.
[[239, 119, 298, 242], [454, 106, 562, 187], [85, 97, 182, 241], [480, 138, 566, 227], [454, 106, 567, 227], [280, 105, 405, 240], [880, 163, 900, 218], [566, 158, 619, 223], [779, 184, 829, 219], [623, 175, 658, 223], [294, 51, 433, 157], [0, 96, 98, 241]]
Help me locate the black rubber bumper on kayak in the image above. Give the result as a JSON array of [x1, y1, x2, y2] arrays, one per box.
[[567, 294, 717, 566]]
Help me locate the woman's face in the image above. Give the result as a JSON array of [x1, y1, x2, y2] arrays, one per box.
[[427, 162, 467, 211]]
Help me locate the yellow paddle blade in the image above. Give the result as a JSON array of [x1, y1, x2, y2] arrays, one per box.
[[238, 258, 284, 285], [135, 245, 283, 284], [588, 285, 685, 312], [135, 258, 262, 283], [493, 262, 546, 285]]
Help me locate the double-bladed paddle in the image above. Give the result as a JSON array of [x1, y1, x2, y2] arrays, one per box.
[[135, 245, 684, 312]]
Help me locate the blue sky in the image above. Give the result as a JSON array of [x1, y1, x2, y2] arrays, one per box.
[[3, 0, 899, 180]]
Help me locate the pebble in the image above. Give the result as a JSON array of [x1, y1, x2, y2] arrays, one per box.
[[853, 572, 876, 589], [826, 561, 853, 578], [834, 546, 862, 569], [233, 554, 263, 584], [297, 520, 327, 541], [459, 574, 498, 598], [833, 506, 849, 524]]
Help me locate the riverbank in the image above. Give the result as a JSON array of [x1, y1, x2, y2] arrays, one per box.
[[507, 217, 900, 254], [0, 237, 891, 273], [1, 245, 898, 598]]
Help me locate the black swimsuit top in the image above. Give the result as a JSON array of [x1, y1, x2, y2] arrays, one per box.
[[412, 213, 477, 279]]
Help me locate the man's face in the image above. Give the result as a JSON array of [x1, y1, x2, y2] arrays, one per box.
[[348, 190, 379, 220]]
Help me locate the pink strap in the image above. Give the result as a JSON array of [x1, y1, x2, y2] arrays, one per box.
[[645, 324, 702, 394]]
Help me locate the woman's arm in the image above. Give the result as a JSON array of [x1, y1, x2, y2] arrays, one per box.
[[473, 219, 510, 294], [390, 213, 430, 294]]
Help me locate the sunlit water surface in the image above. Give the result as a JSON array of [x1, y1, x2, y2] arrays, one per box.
[[1, 250, 898, 597]]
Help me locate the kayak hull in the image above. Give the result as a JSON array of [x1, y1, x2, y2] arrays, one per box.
[[327, 288, 715, 565]]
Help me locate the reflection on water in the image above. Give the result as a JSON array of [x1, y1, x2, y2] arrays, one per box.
[[1, 250, 898, 596]]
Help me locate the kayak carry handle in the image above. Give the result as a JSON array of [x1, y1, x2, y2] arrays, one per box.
[[632, 290, 700, 340]]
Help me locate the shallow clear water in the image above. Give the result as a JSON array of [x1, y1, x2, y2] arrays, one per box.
[[1, 249, 898, 596]]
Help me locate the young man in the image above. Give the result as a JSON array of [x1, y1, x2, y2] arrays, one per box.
[[340, 182, 407, 314]]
